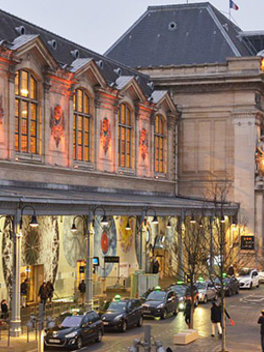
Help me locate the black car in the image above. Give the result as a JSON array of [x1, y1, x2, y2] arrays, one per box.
[[214, 277, 239, 296], [170, 284, 199, 311], [142, 289, 178, 319], [101, 299, 143, 332], [44, 310, 103, 350]]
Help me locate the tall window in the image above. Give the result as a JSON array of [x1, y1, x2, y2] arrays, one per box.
[[73, 88, 91, 162], [118, 103, 132, 168], [15, 70, 39, 154], [154, 114, 166, 173]]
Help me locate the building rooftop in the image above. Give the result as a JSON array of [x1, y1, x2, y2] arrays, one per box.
[[105, 2, 256, 67]]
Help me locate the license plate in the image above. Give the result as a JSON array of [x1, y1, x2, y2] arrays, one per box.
[[103, 322, 109, 325], [49, 339, 60, 343]]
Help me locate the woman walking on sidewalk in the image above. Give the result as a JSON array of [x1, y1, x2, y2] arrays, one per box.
[[211, 302, 222, 337]]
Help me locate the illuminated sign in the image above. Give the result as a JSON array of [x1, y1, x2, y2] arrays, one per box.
[[104, 256, 119, 263], [241, 235, 255, 250]]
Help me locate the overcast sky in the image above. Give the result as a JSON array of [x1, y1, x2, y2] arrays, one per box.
[[0, 0, 263, 54]]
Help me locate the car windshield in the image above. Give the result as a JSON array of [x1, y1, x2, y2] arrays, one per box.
[[147, 291, 166, 301], [61, 316, 83, 328], [196, 282, 206, 289], [239, 269, 251, 276], [107, 302, 127, 313], [171, 286, 186, 295]]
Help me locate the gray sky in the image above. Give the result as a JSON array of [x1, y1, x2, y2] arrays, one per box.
[[0, 0, 263, 54]]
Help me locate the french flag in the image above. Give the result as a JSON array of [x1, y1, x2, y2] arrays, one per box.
[[229, 0, 239, 10]]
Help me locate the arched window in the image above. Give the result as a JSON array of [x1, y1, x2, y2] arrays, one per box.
[[118, 103, 132, 168], [154, 114, 166, 173], [15, 70, 40, 154], [73, 88, 91, 162]]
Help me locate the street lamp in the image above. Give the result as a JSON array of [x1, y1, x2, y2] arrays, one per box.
[[20, 205, 39, 229], [70, 205, 107, 309]]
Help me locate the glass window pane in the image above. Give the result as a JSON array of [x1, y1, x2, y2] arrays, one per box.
[[78, 116, 82, 130], [84, 132, 89, 145], [15, 72, 19, 95], [78, 130, 82, 145], [121, 104, 125, 124], [30, 76, 37, 100], [73, 92, 76, 111], [31, 103, 37, 120], [84, 147, 89, 161], [126, 107, 131, 125], [21, 101, 28, 118], [21, 70, 29, 97], [21, 135, 27, 152], [15, 133, 19, 151], [78, 146, 82, 160], [15, 99, 19, 117], [30, 136, 36, 154], [155, 116, 159, 132], [160, 118, 164, 134], [84, 94, 89, 114], [84, 117, 89, 131], [77, 89, 83, 112]]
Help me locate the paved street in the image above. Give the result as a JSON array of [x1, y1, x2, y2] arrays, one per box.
[[44, 286, 264, 352]]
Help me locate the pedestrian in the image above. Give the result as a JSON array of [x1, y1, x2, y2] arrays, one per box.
[[38, 281, 48, 306], [152, 257, 160, 274], [46, 280, 54, 303], [1, 299, 8, 320], [258, 310, 264, 352], [20, 278, 28, 308], [78, 280, 86, 305], [227, 265, 234, 277], [184, 299, 192, 328], [211, 302, 222, 337]]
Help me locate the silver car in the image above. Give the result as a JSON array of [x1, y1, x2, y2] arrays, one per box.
[[196, 281, 217, 303]]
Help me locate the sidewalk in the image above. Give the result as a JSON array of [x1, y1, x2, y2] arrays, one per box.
[[0, 330, 37, 352]]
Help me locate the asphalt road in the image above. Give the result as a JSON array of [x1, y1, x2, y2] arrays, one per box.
[[46, 286, 264, 352]]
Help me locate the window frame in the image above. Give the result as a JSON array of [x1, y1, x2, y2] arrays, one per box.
[[73, 88, 92, 163], [154, 114, 166, 174], [15, 69, 40, 155], [118, 103, 133, 170]]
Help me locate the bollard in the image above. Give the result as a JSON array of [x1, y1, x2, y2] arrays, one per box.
[[143, 325, 151, 352]]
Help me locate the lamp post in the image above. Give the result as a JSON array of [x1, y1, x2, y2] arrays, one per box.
[[71, 206, 107, 310], [138, 207, 158, 271], [10, 204, 38, 337]]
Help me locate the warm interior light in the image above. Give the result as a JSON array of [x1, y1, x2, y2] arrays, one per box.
[[152, 215, 158, 224], [20, 88, 29, 96], [261, 58, 264, 71], [71, 223, 77, 232], [29, 214, 38, 227], [220, 215, 225, 223], [199, 219, 203, 228], [101, 215, 108, 226], [190, 216, 196, 224]]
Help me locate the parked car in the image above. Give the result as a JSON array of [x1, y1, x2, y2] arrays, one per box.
[[44, 310, 103, 350], [142, 288, 178, 319], [214, 277, 239, 296], [170, 284, 199, 310], [196, 281, 217, 303], [101, 298, 143, 332], [258, 271, 264, 284], [237, 268, 260, 289]]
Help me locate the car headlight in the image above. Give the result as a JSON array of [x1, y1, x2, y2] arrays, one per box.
[[179, 302, 185, 310], [179, 297, 184, 302], [114, 314, 123, 321], [65, 331, 78, 339], [157, 303, 165, 309]]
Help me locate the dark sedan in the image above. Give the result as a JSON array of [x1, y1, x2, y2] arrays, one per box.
[[101, 299, 143, 332], [214, 277, 239, 296], [170, 284, 199, 310], [142, 288, 178, 319], [44, 310, 103, 350]]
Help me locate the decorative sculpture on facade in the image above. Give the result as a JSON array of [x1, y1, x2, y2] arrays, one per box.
[[100, 117, 111, 155], [139, 128, 148, 161], [50, 105, 65, 147]]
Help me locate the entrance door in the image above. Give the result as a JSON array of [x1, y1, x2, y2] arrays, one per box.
[[21, 264, 44, 304]]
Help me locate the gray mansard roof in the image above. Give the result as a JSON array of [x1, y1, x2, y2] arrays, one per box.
[[105, 2, 256, 67], [0, 8, 153, 97]]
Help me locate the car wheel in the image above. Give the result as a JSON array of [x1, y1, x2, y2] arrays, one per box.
[[95, 329, 103, 343], [76, 337, 83, 349], [120, 320, 127, 332], [173, 306, 178, 316], [161, 309, 167, 319], [257, 282, 260, 288], [137, 315, 143, 327], [250, 282, 253, 289], [204, 295, 208, 304]]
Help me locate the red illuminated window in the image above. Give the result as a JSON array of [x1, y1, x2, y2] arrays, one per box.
[[73, 88, 91, 162], [118, 103, 132, 168], [154, 115, 166, 173], [15, 70, 40, 154]]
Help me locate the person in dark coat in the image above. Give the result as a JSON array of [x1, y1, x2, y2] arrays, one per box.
[[20, 278, 28, 308], [78, 280, 86, 304], [258, 309, 264, 352], [1, 299, 8, 320], [38, 281, 48, 306], [184, 299, 192, 328], [152, 258, 160, 274], [211, 302, 222, 337], [46, 281, 54, 303]]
